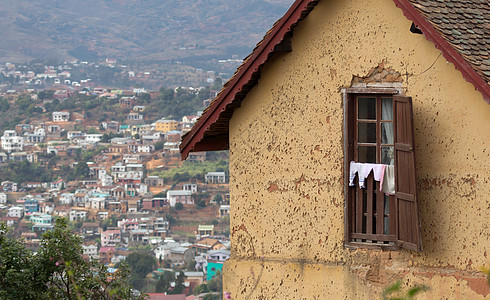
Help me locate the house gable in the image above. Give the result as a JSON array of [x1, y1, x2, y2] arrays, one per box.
[[204, 0, 488, 298], [181, 0, 489, 160]]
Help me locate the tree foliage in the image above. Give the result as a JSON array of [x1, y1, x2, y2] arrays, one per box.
[[126, 251, 157, 291], [175, 202, 184, 210], [1, 160, 54, 183], [0, 219, 144, 299], [150, 87, 209, 119], [155, 271, 174, 293], [170, 271, 186, 294]]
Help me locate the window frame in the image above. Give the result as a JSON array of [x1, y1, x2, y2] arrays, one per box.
[[343, 87, 422, 251]]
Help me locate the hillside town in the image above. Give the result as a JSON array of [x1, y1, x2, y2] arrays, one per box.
[[0, 58, 239, 91], [0, 79, 230, 297]]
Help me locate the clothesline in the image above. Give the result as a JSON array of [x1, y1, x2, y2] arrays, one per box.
[[348, 161, 395, 195]]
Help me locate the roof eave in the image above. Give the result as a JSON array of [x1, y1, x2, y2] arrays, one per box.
[[180, 0, 319, 160], [393, 0, 490, 104]]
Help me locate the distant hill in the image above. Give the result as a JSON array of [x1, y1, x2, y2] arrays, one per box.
[[0, 0, 294, 63]]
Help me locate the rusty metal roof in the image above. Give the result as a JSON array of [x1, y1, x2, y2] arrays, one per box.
[[180, 0, 489, 160]]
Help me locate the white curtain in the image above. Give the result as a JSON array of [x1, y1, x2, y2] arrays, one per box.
[[381, 100, 394, 165]]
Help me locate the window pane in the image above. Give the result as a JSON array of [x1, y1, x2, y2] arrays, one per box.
[[358, 122, 376, 143], [358, 97, 376, 120], [381, 146, 394, 165], [381, 123, 394, 144], [381, 97, 393, 120], [358, 146, 376, 163]]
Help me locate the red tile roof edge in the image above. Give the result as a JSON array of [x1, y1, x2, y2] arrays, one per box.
[[180, 0, 490, 160], [393, 0, 490, 104], [180, 0, 319, 160]]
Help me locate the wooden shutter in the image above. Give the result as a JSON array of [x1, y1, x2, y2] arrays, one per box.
[[393, 95, 422, 251]]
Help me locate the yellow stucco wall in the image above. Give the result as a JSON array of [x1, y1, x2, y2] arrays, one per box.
[[226, 0, 490, 298]]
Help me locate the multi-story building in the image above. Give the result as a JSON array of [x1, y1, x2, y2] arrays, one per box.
[[155, 119, 179, 133], [167, 190, 193, 207], [101, 229, 121, 247], [204, 172, 226, 184], [1, 130, 24, 152], [69, 209, 88, 222], [82, 245, 98, 260], [7, 206, 24, 218], [29, 213, 52, 225], [24, 128, 45, 143], [52, 111, 70, 122]]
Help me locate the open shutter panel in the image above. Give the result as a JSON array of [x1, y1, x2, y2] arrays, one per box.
[[393, 95, 422, 251]]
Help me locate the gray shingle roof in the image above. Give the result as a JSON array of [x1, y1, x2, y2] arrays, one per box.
[[410, 0, 490, 83]]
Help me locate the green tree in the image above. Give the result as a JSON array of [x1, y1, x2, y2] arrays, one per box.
[[213, 194, 222, 205], [170, 271, 186, 294], [126, 251, 157, 291], [154, 192, 166, 198], [0, 223, 40, 299], [175, 202, 184, 210], [0, 220, 144, 299], [154, 141, 164, 151], [194, 283, 209, 295], [74, 162, 90, 179], [0, 97, 10, 112], [207, 270, 223, 293], [155, 271, 174, 293]]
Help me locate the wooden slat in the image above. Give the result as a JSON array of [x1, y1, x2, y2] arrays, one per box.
[[396, 192, 415, 202], [351, 233, 397, 241], [345, 87, 400, 95], [366, 172, 373, 234], [376, 182, 384, 235], [350, 185, 356, 236], [389, 195, 396, 235], [356, 178, 363, 233]]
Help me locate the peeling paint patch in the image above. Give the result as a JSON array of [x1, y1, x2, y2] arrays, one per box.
[[352, 60, 403, 84], [413, 271, 490, 296]]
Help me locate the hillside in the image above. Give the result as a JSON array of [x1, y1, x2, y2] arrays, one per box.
[[0, 0, 294, 63]]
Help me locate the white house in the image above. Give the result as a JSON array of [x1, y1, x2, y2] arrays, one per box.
[[59, 193, 74, 205], [91, 198, 105, 210], [85, 134, 103, 143], [204, 172, 226, 184], [24, 128, 45, 143], [82, 244, 98, 260], [0, 193, 7, 204], [52, 111, 70, 122], [7, 206, 24, 218], [69, 210, 88, 222], [101, 229, 121, 247], [128, 144, 154, 153], [167, 190, 193, 207], [183, 183, 198, 194], [67, 131, 84, 139], [1, 130, 24, 152]]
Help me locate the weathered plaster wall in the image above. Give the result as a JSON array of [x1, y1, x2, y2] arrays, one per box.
[[226, 0, 489, 298]]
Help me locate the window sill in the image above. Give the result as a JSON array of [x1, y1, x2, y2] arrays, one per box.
[[345, 241, 399, 251]]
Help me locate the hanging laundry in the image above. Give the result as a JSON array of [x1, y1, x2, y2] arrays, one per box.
[[349, 161, 394, 195], [381, 164, 395, 195]]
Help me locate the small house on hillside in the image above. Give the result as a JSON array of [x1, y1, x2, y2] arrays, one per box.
[[181, 0, 489, 298]]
